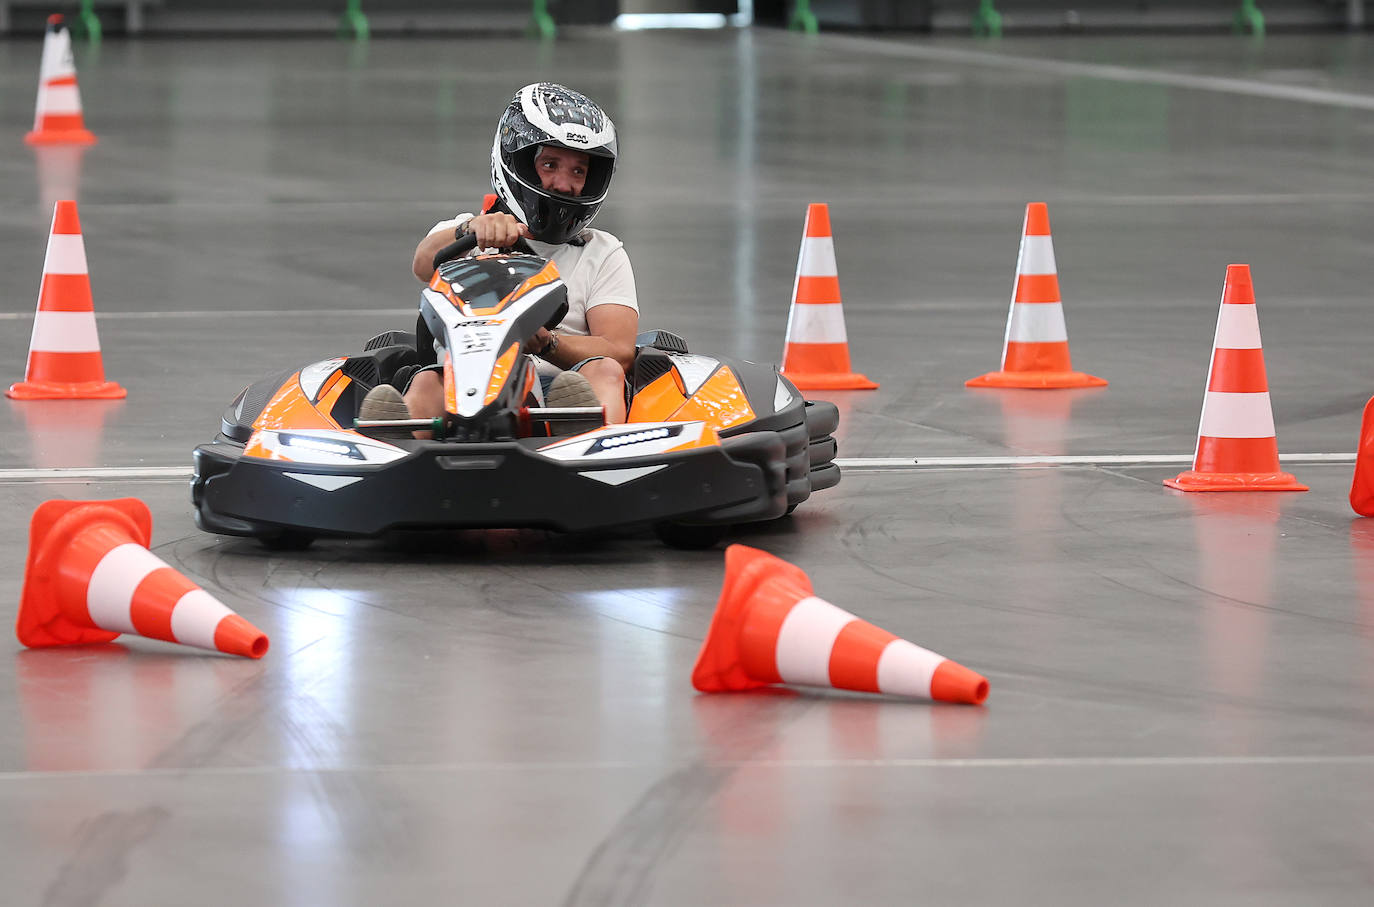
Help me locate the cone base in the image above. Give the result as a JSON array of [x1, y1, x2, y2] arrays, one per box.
[[1164, 470, 1308, 492], [8, 379, 127, 400], [966, 370, 1107, 389], [25, 130, 98, 146], [692, 546, 811, 692], [782, 372, 879, 391], [17, 499, 150, 648]]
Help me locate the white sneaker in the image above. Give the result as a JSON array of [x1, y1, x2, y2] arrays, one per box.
[[545, 371, 600, 408], [544, 371, 603, 436], [358, 384, 410, 422]]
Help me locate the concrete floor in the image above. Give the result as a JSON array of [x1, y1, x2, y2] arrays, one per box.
[[2, 26, 1374, 906]]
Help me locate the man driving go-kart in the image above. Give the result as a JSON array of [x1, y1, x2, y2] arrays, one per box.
[[361, 82, 637, 430], [192, 82, 841, 549]]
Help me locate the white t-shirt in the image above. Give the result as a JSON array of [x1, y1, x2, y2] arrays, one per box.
[[427, 215, 638, 339]]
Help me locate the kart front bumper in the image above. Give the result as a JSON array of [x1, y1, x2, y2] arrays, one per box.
[[192, 431, 788, 540]]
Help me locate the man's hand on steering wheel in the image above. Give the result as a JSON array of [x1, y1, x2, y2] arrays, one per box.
[[466, 213, 533, 250]]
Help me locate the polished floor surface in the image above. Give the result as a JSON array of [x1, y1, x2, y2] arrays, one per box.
[[2, 27, 1374, 906]]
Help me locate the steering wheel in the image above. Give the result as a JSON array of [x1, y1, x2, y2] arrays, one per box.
[[432, 232, 538, 271]]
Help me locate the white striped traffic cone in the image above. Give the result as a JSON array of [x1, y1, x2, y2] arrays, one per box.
[[8, 200, 125, 400], [25, 15, 97, 146], [779, 203, 878, 390], [692, 545, 988, 704], [1350, 395, 1374, 515], [17, 498, 270, 658], [966, 202, 1105, 389], [1165, 264, 1306, 492]]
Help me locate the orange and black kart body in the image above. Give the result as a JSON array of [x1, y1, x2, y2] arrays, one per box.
[[191, 236, 840, 548]]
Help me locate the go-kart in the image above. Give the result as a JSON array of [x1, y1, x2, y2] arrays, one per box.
[[191, 233, 840, 549]]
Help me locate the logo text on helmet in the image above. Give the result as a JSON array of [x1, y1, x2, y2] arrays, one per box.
[[564, 131, 589, 145]]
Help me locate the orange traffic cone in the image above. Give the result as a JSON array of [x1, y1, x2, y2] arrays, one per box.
[[1351, 396, 1374, 515], [967, 203, 1105, 389], [17, 498, 269, 658], [692, 545, 988, 704], [25, 15, 97, 146], [1165, 264, 1306, 492], [779, 203, 878, 390], [8, 201, 125, 400]]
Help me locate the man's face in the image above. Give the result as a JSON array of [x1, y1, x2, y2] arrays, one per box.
[[534, 145, 590, 197]]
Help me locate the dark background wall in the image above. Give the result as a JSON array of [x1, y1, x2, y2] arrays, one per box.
[[0, 0, 1358, 35]]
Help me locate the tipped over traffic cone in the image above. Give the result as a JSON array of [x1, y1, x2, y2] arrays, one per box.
[[8, 201, 125, 400], [25, 16, 97, 146], [1350, 396, 1374, 516], [779, 203, 878, 390], [967, 203, 1105, 389], [17, 498, 269, 658], [1165, 265, 1306, 492], [692, 545, 988, 704]]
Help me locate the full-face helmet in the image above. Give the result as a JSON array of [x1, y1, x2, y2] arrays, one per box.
[[490, 82, 618, 244]]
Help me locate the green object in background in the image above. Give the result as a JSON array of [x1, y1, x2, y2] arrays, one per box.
[[1234, 0, 1265, 36], [788, 0, 818, 34], [972, 0, 1002, 37], [68, 0, 102, 44], [528, 0, 556, 40], [340, 0, 370, 41]]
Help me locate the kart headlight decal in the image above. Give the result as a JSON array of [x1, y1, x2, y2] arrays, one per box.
[[248, 429, 408, 464], [536, 421, 707, 462], [586, 425, 681, 455], [774, 377, 795, 412], [299, 358, 347, 401], [667, 354, 721, 396], [279, 434, 365, 460]]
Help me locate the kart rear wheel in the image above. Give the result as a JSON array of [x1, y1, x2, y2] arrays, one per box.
[[654, 521, 728, 550], [258, 530, 316, 551]]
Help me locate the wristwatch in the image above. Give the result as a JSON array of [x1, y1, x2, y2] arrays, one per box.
[[538, 330, 559, 358]]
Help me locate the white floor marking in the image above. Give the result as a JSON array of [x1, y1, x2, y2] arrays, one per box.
[[0, 309, 413, 321], [0, 455, 1355, 484], [3, 753, 1372, 782], [833, 34, 1374, 111], [837, 453, 1355, 469]]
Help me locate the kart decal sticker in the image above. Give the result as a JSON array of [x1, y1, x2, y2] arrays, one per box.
[[443, 350, 457, 415], [626, 371, 688, 423], [577, 465, 669, 486], [298, 358, 346, 401], [485, 342, 521, 405], [251, 375, 338, 436], [669, 367, 756, 430], [512, 261, 562, 300], [774, 377, 795, 413], [667, 353, 720, 396], [283, 473, 365, 492]]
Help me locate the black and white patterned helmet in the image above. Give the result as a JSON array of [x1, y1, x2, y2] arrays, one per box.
[[490, 83, 618, 244]]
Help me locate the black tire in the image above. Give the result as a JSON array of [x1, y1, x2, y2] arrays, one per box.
[[654, 522, 729, 550], [258, 530, 316, 551]]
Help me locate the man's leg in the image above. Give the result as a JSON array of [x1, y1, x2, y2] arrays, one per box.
[[403, 368, 445, 439], [576, 357, 627, 423]]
